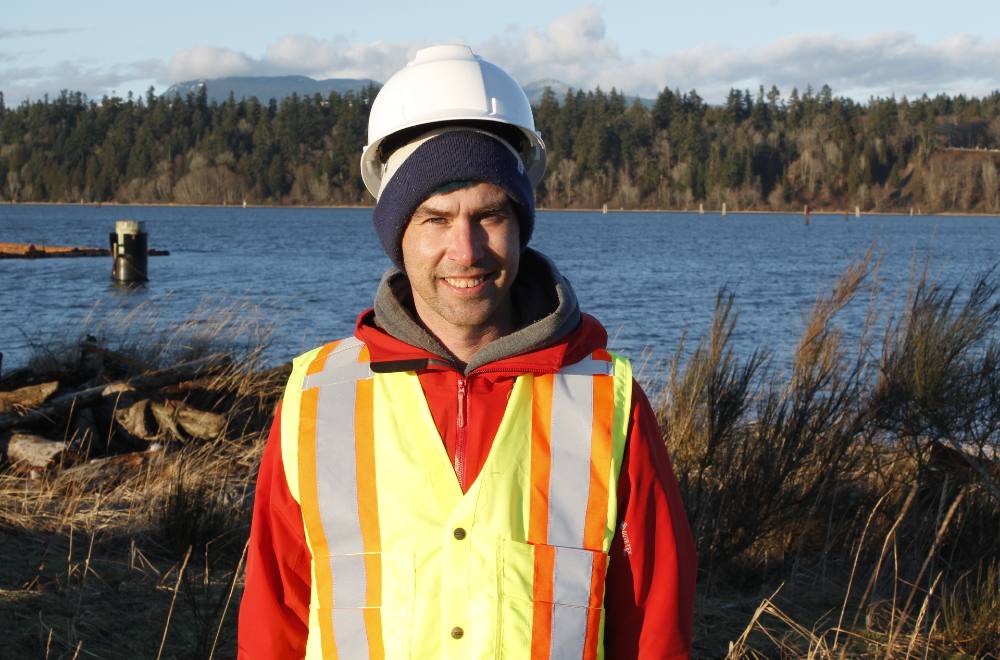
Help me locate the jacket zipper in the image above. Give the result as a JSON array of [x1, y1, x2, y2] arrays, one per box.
[[455, 376, 468, 491], [452, 366, 552, 491]]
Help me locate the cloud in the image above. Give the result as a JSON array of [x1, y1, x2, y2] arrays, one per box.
[[0, 27, 80, 39], [478, 5, 622, 86], [475, 11, 1000, 101], [164, 37, 416, 83], [4, 7, 1000, 105], [642, 31, 1000, 101], [166, 45, 255, 81], [1, 58, 164, 103]]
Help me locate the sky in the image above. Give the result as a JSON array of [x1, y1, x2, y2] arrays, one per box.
[[4, 0, 1000, 105]]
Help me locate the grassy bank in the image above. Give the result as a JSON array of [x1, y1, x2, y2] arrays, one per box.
[[0, 307, 282, 659], [667, 254, 1000, 657], [1, 258, 998, 658]]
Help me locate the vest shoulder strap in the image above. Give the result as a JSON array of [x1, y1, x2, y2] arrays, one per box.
[[280, 336, 371, 504], [556, 348, 616, 376]]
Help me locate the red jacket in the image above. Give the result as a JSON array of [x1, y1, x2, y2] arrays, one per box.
[[238, 311, 697, 658]]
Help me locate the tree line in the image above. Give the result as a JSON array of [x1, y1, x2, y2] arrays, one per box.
[[2, 83, 1000, 212]]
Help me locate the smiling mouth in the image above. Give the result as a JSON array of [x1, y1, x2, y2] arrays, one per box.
[[442, 274, 491, 289]]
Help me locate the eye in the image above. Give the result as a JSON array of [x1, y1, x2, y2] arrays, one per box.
[[480, 212, 510, 224]]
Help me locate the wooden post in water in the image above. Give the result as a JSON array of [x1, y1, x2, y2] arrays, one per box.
[[721, 203, 727, 217], [699, 203, 704, 215], [804, 204, 810, 226], [109, 220, 148, 284], [855, 205, 861, 218]]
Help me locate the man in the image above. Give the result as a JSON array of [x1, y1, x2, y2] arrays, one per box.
[[239, 45, 696, 659]]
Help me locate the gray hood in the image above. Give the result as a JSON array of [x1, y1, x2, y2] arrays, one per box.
[[372, 248, 581, 374]]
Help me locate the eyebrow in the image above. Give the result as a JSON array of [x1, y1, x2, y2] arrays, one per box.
[[412, 201, 512, 219], [473, 203, 512, 217], [412, 203, 451, 218]]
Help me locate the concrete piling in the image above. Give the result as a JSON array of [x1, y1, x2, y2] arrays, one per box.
[[109, 220, 148, 284]]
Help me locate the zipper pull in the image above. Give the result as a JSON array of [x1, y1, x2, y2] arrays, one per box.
[[456, 377, 466, 428]]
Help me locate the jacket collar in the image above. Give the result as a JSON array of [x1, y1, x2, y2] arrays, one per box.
[[358, 248, 604, 375]]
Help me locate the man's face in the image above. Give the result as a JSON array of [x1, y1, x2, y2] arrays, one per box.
[[401, 182, 520, 339]]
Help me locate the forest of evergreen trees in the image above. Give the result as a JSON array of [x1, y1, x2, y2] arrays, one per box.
[[2, 82, 1000, 212]]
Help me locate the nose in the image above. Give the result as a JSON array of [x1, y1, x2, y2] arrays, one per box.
[[446, 217, 484, 266]]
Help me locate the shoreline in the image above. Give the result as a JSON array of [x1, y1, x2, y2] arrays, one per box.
[[6, 199, 1000, 218]]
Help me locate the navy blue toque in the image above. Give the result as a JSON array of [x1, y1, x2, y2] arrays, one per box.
[[372, 129, 535, 269]]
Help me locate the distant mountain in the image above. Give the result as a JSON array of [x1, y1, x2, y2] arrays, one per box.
[[161, 74, 655, 109], [524, 79, 574, 104], [524, 78, 655, 108], [162, 75, 380, 104]]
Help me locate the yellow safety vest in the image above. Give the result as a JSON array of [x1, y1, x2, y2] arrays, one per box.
[[279, 336, 632, 659]]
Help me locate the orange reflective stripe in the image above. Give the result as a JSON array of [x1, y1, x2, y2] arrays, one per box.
[[306, 339, 342, 376], [529, 374, 554, 545], [354, 377, 384, 659], [297, 385, 338, 657], [582, 553, 608, 660], [356, 381, 383, 659], [583, 375, 615, 551], [530, 544, 555, 659]]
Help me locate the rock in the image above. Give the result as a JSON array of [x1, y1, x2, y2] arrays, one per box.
[[0, 381, 59, 413], [1, 432, 69, 470]]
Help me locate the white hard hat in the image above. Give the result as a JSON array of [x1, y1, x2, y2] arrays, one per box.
[[361, 44, 547, 199]]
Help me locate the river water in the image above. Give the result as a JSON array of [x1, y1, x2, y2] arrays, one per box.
[[2, 204, 997, 375]]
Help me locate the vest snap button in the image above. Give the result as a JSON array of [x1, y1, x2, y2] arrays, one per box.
[[453, 527, 467, 540], [451, 626, 464, 639]]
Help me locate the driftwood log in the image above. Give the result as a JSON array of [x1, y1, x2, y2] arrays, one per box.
[[1, 432, 69, 470], [149, 400, 226, 441], [0, 354, 228, 432], [0, 381, 59, 413], [111, 397, 227, 443]]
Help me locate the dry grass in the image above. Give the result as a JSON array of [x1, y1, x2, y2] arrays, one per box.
[[667, 254, 1000, 658], [0, 303, 281, 659], [0, 441, 265, 658]]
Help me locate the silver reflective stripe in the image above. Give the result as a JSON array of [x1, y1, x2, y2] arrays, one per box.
[[547, 372, 594, 547], [304, 337, 374, 658], [330, 554, 367, 608], [313, 361, 365, 557], [550, 605, 589, 660], [553, 546, 594, 606], [331, 608, 369, 659], [557, 355, 613, 376], [546, 357, 607, 660]]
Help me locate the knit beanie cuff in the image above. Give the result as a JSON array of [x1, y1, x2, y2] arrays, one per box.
[[372, 129, 536, 269]]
